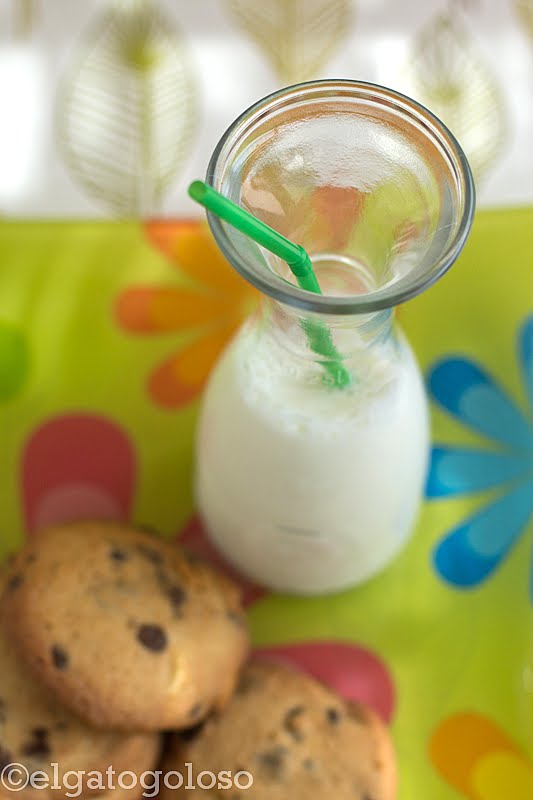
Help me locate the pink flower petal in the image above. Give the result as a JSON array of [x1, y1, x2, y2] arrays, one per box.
[[253, 641, 395, 723], [21, 414, 136, 533]]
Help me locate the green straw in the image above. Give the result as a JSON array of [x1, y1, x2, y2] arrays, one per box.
[[188, 181, 351, 388]]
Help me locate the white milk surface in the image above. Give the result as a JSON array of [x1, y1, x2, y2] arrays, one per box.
[[195, 324, 429, 595]]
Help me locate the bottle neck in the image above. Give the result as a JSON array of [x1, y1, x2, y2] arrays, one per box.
[[256, 297, 396, 374]]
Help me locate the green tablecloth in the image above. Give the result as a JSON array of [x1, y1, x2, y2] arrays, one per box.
[[1, 209, 532, 798]]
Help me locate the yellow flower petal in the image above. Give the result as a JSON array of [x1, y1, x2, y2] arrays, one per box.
[[472, 751, 533, 800]]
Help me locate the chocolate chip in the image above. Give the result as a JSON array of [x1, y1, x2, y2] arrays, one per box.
[[326, 707, 341, 724], [256, 746, 288, 779], [153, 565, 187, 615], [26, 554, 36, 564], [180, 722, 204, 742], [0, 746, 12, 770], [140, 773, 158, 793], [237, 672, 260, 695], [348, 703, 368, 725], [182, 550, 202, 565], [166, 584, 187, 611], [283, 705, 305, 741], [302, 758, 314, 771], [137, 624, 167, 652], [227, 609, 246, 628], [22, 728, 50, 758], [137, 544, 163, 565], [51, 646, 69, 670], [188, 703, 203, 720], [55, 721, 68, 732], [110, 547, 128, 562], [22, 743, 50, 758], [7, 574, 23, 591]]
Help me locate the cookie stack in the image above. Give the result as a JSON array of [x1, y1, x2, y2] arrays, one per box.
[[0, 522, 248, 799], [1, 522, 396, 799], [162, 661, 397, 799]]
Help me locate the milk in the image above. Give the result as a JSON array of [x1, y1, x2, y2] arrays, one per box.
[[195, 319, 429, 595]]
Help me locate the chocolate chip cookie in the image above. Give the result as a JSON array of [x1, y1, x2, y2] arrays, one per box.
[[0, 573, 161, 800], [160, 661, 396, 799], [2, 522, 249, 731]]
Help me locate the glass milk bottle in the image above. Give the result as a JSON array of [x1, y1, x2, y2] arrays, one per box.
[[196, 80, 474, 595]]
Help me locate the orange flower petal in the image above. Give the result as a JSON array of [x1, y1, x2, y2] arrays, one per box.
[[429, 712, 524, 796], [149, 325, 235, 408], [173, 229, 247, 296], [115, 287, 223, 333], [144, 220, 199, 261], [145, 220, 248, 297]]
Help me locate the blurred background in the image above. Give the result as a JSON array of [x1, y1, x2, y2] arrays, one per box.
[[0, 0, 532, 218], [1, 7, 533, 797]]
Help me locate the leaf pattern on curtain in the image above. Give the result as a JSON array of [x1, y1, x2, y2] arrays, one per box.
[[516, 0, 533, 40], [56, 0, 197, 216], [226, 0, 353, 83], [14, 0, 36, 38], [407, 10, 506, 181]]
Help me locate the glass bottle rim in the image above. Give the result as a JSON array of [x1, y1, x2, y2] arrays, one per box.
[[206, 79, 475, 316]]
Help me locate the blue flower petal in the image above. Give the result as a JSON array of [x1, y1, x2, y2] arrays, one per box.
[[519, 314, 533, 417], [433, 480, 533, 588], [426, 447, 532, 497], [428, 358, 533, 451]]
